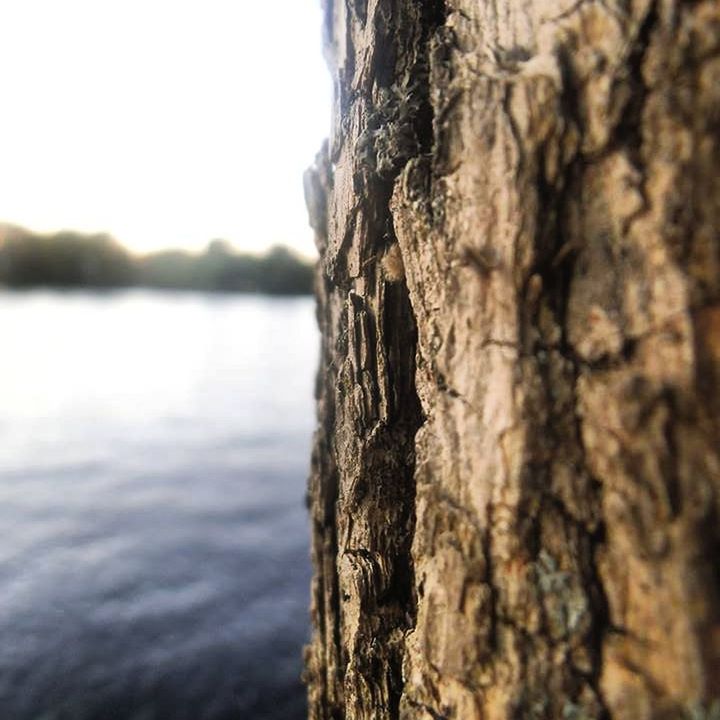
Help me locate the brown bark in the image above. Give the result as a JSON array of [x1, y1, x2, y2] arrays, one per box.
[[304, 0, 720, 718]]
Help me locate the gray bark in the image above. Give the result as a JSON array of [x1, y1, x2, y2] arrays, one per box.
[[304, 0, 720, 717]]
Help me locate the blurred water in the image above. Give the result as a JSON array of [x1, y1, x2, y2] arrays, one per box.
[[0, 290, 318, 720]]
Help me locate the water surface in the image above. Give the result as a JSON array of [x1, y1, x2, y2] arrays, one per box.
[[0, 290, 318, 720]]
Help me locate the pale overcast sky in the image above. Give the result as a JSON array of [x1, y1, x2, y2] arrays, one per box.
[[0, 1, 331, 256]]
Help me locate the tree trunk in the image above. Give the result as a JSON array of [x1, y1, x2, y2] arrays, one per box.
[[303, 0, 720, 718]]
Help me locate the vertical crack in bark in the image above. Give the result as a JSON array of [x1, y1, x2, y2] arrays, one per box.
[[510, 40, 616, 714], [364, 3, 448, 713], [611, 0, 659, 165]]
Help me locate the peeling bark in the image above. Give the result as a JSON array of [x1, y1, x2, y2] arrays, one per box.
[[304, 0, 720, 718]]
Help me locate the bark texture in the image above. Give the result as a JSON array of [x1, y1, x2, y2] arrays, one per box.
[[304, 0, 720, 718]]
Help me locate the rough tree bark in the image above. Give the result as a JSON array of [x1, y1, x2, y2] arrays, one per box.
[[303, 0, 720, 718]]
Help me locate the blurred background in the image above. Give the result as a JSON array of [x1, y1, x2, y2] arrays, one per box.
[[0, 1, 330, 718]]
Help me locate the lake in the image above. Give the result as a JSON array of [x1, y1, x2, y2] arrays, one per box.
[[0, 290, 318, 720]]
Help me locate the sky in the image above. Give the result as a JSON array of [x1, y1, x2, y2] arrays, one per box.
[[0, 1, 331, 257]]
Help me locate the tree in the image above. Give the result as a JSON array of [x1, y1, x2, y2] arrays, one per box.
[[0, 231, 134, 287], [304, 0, 720, 718]]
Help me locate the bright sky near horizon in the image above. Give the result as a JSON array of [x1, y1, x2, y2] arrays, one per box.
[[0, 1, 331, 256]]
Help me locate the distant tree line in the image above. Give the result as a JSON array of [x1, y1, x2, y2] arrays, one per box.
[[0, 228, 314, 295]]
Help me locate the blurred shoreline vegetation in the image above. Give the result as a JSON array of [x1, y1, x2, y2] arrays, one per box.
[[0, 225, 315, 295]]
